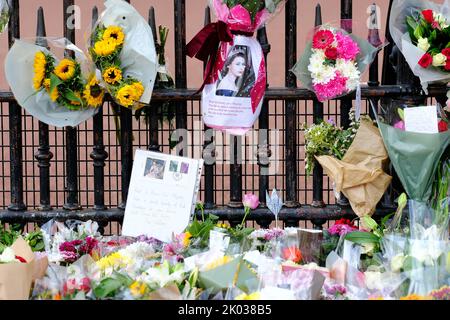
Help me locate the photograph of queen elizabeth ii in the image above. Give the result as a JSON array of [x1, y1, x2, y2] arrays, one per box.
[[216, 45, 255, 98]]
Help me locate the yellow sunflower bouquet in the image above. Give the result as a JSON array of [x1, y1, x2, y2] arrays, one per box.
[[32, 51, 104, 111], [87, 0, 157, 109], [5, 37, 104, 127]]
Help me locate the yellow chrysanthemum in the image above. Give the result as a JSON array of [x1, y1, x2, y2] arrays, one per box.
[[235, 292, 261, 300], [33, 51, 46, 90], [129, 281, 147, 298], [43, 78, 51, 92], [50, 86, 59, 102], [400, 294, 432, 300], [54, 59, 76, 81], [103, 66, 122, 84], [103, 26, 125, 46], [96, 252, 130, 271], [204, 256, 233, 271], [182, 232, 192, 247], [93, 39, 117, 57], [116, 84, 136, 107], [130, 81, 145, 101], [83, 77, 104, 107]]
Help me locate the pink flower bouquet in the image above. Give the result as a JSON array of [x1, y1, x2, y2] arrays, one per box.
[[292, 25, 379, 102]]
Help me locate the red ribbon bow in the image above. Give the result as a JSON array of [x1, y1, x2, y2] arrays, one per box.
[[186, 21, 233, 93]]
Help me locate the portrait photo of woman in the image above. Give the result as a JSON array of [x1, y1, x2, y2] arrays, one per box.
[[216, 45, 255, 98]]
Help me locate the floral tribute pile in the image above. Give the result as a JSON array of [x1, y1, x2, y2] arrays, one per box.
[[1, 186, 449, 301]]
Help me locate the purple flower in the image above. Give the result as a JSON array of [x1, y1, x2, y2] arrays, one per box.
[[327, 118, 336, 126], [325, 284, 347, 296]]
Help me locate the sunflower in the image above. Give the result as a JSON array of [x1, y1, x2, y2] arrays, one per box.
[[43, 78, 51, 92], [50, 86, 59, 102], [103, 26, 125, 46], [103, 66, 122, 84], [83, 77, 104, 107], [131, 81, 145, 101], [54, 59, 76, 81], [116, 84, 136, 107], [33, 51, 47, 90], [93, 39, 117, 57]]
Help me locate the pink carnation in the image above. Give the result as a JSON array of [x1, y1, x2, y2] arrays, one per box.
[[328, 223, 357, 236], [335, 32, 360, 60], [313, 73, 348, 102]]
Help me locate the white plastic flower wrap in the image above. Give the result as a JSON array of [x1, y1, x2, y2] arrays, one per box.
[[0, 0, 9, 34], [390, 0, 450, 93], [5, 37, 104, 127], [292, 25, 379, 119], [88, 0, 157, 110], [187, 0, 286, 135]]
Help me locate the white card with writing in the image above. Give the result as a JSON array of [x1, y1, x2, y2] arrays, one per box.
[[404, 106, 439, 134], [122, 150, 203, 242]]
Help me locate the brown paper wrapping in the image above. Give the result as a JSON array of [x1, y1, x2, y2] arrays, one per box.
[[0, 238, 35, 300], [316, 120, 392, 217]]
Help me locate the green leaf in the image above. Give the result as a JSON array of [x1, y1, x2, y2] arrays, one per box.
[[381, 213, 395, 229], [398, 108, 405, 121], [413, 26, 423, 40], [65, 89, 83, 106], [49, 73, 63, 94], [361, 216, 379, 231], [345, 231, 380, 245], [93, 278, 123, 299]]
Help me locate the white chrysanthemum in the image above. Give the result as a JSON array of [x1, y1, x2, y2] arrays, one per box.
[[335, 59, 360, 90], [119, 242, 155, 260], [308, 51, 326, 74], [311, 64, 336, 85]]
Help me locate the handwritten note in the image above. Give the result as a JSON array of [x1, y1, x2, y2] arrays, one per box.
[[404, 106, 439, 134], [122, 150, 203, 242]]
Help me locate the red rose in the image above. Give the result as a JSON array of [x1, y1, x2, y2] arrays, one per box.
[[418, 53, 433, 68], [438, 120, 448, 132], [422, 9, 435, 24], [445, 60, 450, 71], [325, 47, 338, 60], [442, 48, 450, 57]]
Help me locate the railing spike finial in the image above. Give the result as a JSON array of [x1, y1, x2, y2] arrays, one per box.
[[315, 4, 322, 27]]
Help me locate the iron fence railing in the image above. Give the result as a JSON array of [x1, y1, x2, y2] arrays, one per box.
[[0, 0, 448, 232]]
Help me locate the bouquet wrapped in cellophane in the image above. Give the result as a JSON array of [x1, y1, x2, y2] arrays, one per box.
[[390, 0, 450, 93], [5, 37, 104, 127], [292, 24, 379, 110], [88, 0, 157, 110], [187, 0, 285, 135]]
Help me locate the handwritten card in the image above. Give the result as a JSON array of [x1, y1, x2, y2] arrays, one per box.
[[404, 106, 439, 134], [122, 150, 203, 242]]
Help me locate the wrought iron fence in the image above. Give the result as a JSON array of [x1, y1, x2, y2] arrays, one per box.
[[0, 0, 448, 233]]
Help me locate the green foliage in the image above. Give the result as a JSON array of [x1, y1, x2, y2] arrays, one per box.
[[25, 230, 45, 252], [0, 223, 21, 254], [93, 272, 134, 299], [186, 214, 220, 247], [303, 111, 364, 176]]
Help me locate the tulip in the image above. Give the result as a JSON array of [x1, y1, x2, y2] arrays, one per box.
[[243, 193, 259, 210], [241, 193, 259, 228]]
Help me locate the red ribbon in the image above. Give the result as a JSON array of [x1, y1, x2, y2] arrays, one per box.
[[186, 21, 233, 93]]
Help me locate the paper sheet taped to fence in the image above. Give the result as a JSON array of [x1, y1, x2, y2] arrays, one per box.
[[122, 150, 203, 243]]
